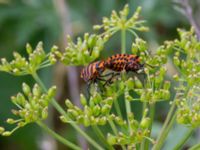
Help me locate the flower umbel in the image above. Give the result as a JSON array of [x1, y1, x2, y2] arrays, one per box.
[[0, 83, 56, 136], [94, 5, 149, 38], [166, 28, 200, 128], [59, 33, 105, 66], [0, 42, 58, 75]]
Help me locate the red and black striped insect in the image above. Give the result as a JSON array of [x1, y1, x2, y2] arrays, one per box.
[[80, 60, 106, 83], [105, 54, 144, 73], [80, 60, 113, 94], [81, 54, 145, 93]]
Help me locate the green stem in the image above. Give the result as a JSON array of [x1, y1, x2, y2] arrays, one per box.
[[173, 127, 194, 150], [121, 29, 126, 54], [140, 102, 147, 150], [125, 99, 131, 131], [108, 120, 126, 150], [140, 103, 155, 150], [189, 143, 200, 150], [121, 28, 132, 133], [114, 99, 123, 118], [152, 101, 176, 150], [32, 72, 103, 150], [92, 126, 114, 150], [37, 121, 81, 150], [145, 103, 155, 149], [120, 28, 129, 150], [152, 111, 177, 150], [108, 120, 118, 135]]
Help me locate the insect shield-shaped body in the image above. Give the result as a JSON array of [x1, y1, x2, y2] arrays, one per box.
[[105, 54, 144, 73], [80, 60, 106, 83]]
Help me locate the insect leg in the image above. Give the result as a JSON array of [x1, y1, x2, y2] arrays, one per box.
[[87, 81, 92, 97], [99, 72, 115, 77], [103, 72, 120, 87]]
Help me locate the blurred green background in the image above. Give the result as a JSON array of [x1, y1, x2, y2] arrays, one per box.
[[0, 0, 199, 150]]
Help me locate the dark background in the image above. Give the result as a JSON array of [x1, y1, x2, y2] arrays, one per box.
[[0, 0, 199, 149]]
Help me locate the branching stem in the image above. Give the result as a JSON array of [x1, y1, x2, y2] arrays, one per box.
[[37, 121, 81, 150], [32, 72, 103, 150]]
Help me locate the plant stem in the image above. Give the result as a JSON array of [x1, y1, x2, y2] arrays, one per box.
[[173, 127, 194, 150], [114, 99, 123, 118], [108, 119, 126, 150], [92, 126, 114, 150], [189, 143, 200, 150], [145, 103, 155, 149], [152, 110, 177, 150], [120, 28, 130, 150], [121, 28, 132, 132], [37, 121, 81, 150], [140, 102, 147, 150], [121, 29, 126, 54], [152, 101, 176, 150], [32, 72, 103, 150], [140, 103, 155, 150], [108, 120, 118, 135]]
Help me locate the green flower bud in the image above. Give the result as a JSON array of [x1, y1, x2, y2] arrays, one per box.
[[84, 106, 92, 116], [88, 35, 96, 48], [103, 34, 110, 42], [42, 107, 48, 119], [89, 99, 95, 108], [98, 117, 107, 125], [26, 43, 33, 54], [77, 115, 84, 124], [92, 105, 101, 116], [121, 4, 129, 17], [49, 54, 57, 64], [65, 99, 74, 109], [2, 131, 12, 136], [68, 109, 79, 118], [135, 79, 143, 88], [59, 116, 69, 123], [1, 58, 8, 65], [115, 117, 124, 126], [47, 86, 56, 98], [92, 93, 102, 104], [93, 25, 102, 30], [80, 94, 87, 106], [139, 27, 149, 32], [13, 52, 22, 60], [22, 83, 31, 96], [51, 45, 58, 53], [0, 127, 5, 134], [16, 93, 26, 106], [132, 47, 138, 54], [84, 33, 89, 41], [104, 97, 113, 105], [32, 84, 41, 97], [83, 115, 90, 127], [140, 118, 151, 129], [119, 81, 125, 91], [107, 133, 116, 145], [12, 68, 20, 75], [101, 104, 111, 115], [160, 90, 170, 100], [6, 118, 15, 124], [155, 76, 163, 88], [109, 114, 115, 120], [126, 78, 134, 89]]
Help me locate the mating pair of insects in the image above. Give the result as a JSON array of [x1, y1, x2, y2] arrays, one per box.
[[80, 54, 145, 92]]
